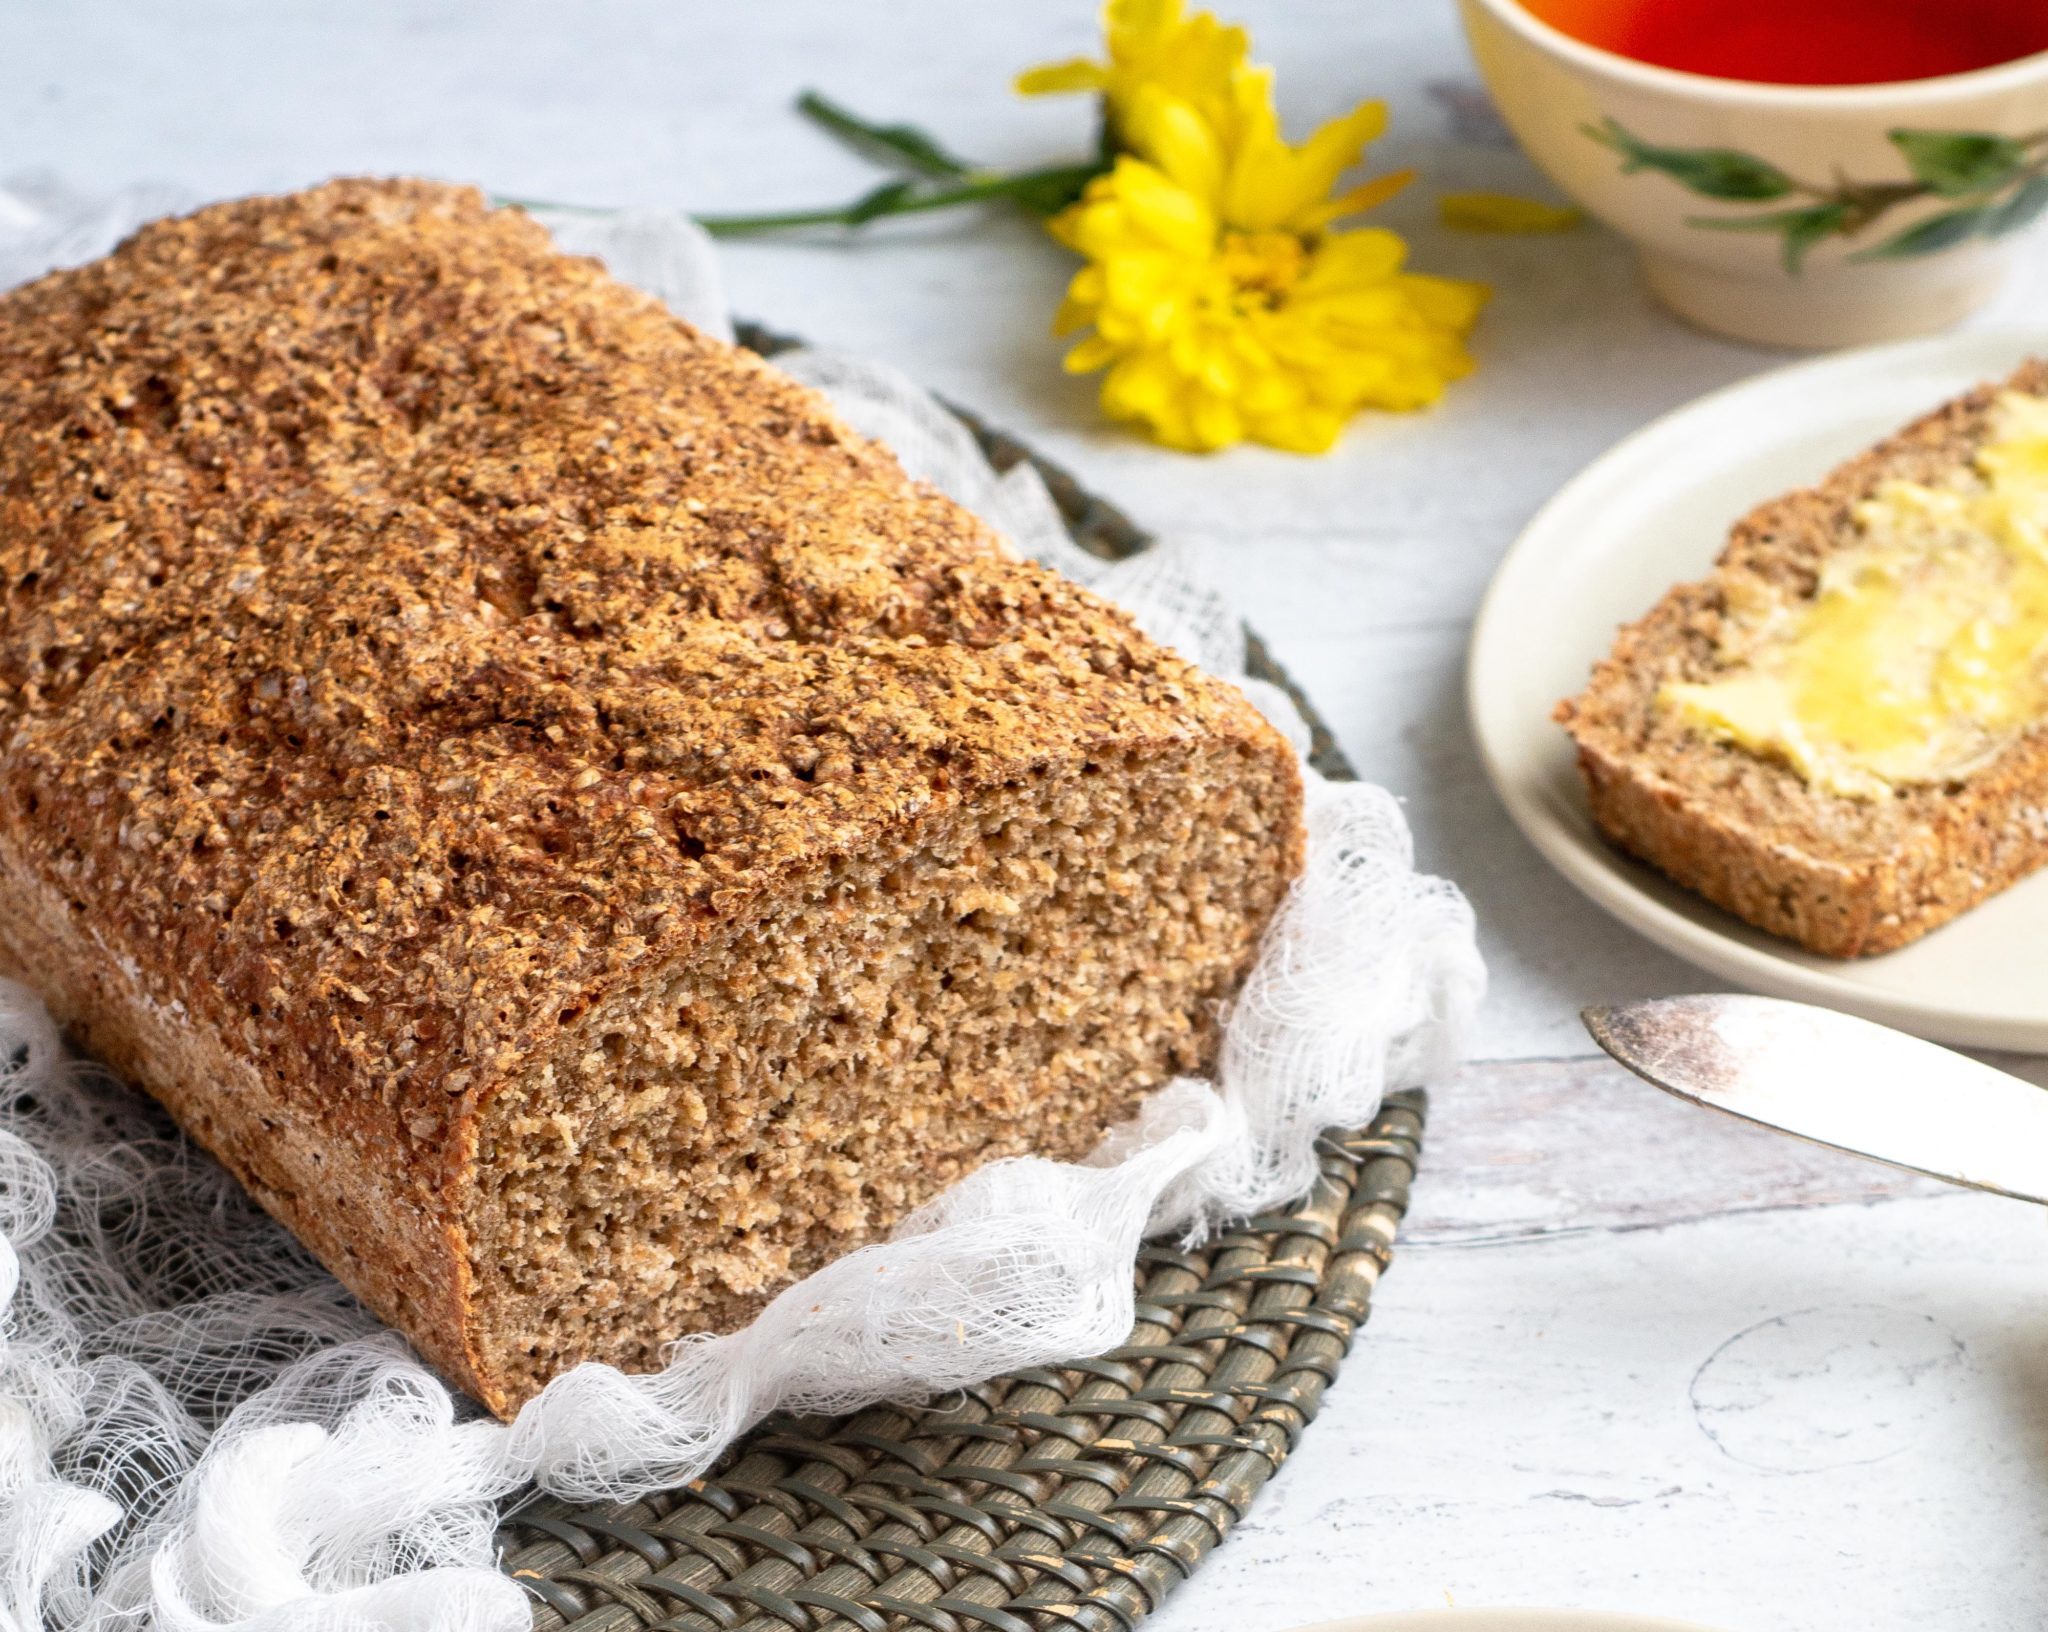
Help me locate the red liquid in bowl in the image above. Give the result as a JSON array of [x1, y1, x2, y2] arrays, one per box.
[[1519, 0, 2048, 85]]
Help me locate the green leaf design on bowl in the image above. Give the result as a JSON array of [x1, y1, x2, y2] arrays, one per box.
[[1889, 129, 2029, 196], [1584, 117, 2048, 274], [1685, 202, 1850, 274], [1586, 117, 1796, 200], [1992, 174, 2048, 237], [1851, 205, 1994, 260]]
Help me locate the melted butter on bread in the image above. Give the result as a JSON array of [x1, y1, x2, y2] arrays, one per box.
[[1661, 390, 2048, 800]]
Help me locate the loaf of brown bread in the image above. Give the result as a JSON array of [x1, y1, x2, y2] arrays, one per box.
[[0, 179, 1304, 1415], [1557, 360, 2048, 957]]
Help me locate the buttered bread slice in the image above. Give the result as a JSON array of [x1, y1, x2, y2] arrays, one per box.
[[1557, 360, 2048, 957]]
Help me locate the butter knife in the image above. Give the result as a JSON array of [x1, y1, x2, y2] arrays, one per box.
[[1582, 993, 2048, 1205]]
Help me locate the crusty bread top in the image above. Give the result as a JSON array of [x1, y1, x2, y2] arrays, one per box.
[[0, 179, 1283, 1163], [1558, 357, 2048, 863]]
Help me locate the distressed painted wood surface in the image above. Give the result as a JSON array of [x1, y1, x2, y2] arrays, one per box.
[[11, 3, 2048, 1626], [1144, 1056, 2048, 1632]]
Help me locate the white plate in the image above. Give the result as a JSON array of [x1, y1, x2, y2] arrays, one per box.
[[1286, 1612, 1728, 1632], [1469, 328, 2048, 1053]]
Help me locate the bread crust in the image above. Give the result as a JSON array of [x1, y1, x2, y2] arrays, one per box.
[[0, 831, 475, 1371], [1557, 359, 2048, 958], [0, 179, 1304, 1407]]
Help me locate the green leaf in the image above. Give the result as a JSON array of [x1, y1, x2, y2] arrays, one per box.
[[841, 179, 922, 225], [1990, 173, 2048, 236], [1888, 129, 2028, 197], [1687, 202, 1850, 273], [996, 164, 1101, 217], [1584, 117, 1796, 201], [795, 90, 977, 180], [1850, 205, 1991, 260]]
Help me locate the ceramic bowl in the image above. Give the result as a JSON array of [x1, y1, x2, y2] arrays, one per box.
[[1456, 0, 2048, 347]]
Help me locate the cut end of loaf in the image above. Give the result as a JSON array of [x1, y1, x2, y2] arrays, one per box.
[[460, 741, 1301, 1414]]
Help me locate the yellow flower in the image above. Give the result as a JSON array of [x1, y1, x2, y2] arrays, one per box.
[[1439, 191, 1583, 233], [1016, 0, 1249, 139], [1048, 79, 1488, 454]]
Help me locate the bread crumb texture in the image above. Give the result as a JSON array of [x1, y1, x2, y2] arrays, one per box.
[[0, 179, 1304, 1411]]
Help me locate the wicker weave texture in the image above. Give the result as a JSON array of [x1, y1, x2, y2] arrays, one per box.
[[499, 1097, 1425, 1632]]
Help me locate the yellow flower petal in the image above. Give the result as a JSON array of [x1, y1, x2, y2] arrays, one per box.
[[1025, 0, 1252, 141], [1110, 158, 1217, 256], [1238, 367, 1304, 416], [1063, 333, 1125, 373], [1032, 20, 1485, 456], [1403, 272, 1492, 329], [1124, 87, 1226, 209], [1188, 389, 1243, 450], [1278, 99, 1390, 219], [1298, 169, 1415, 231], [1046, 202, 1087, 253], [1101, 350, 1185, 433], [1052, 293, 1096, 337], [1015, 58, 1111, 96], [1215, 69, 1293, 230], [1107, 0, 1178, 43], [1297, 227, 1409, 290], [1252, 406, 1344, 454], [1218, 80, 1389, 232], [1438, 192, 1583, 233]]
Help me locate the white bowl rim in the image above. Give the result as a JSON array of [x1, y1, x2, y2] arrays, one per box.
[[1468, 0, 2048, 107]]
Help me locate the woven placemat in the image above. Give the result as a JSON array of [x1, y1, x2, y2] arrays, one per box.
[[495, 331, 1417, 1632]]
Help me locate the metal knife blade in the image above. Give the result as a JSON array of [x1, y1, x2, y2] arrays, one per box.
[[1583, 993, 2048, 1205]]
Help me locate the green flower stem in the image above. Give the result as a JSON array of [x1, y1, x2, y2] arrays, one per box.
[[500, 90, 1100, 240], [692, 164, 1101, 237]]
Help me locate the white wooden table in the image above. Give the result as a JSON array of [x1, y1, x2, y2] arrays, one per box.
[[10, 2, 2048, 1626]]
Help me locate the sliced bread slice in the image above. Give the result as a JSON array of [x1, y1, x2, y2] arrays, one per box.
[[1556, 359, 2048, 958]]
